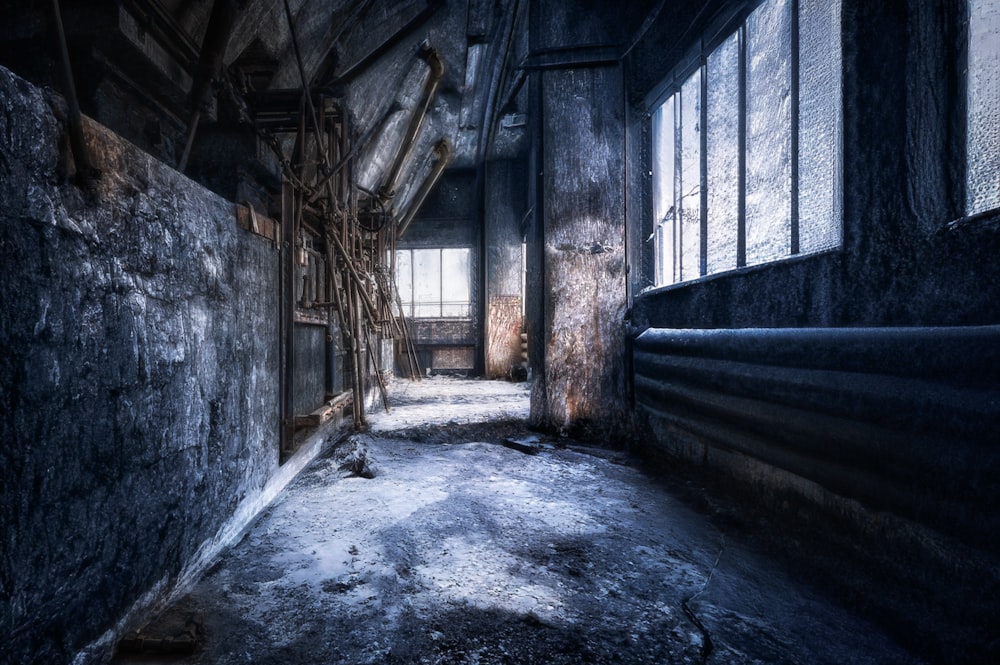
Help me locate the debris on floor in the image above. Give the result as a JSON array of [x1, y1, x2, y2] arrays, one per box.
[[501, 434, 543, 455], [333, 435, 381, 479], [118, 377, 921, 665], [114, 611, 204, 660]]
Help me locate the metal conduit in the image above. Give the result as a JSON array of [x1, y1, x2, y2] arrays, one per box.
[[397, 139, 452, 237], [378, 42, 444, 202]]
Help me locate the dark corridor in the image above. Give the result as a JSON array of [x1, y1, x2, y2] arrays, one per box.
[[1, 1, 998, 663]]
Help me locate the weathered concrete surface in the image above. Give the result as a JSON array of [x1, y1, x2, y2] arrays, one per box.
[[0, 67, 280, 665], [485, 159, 528, 379], [124, 378, 920, 665], [534, 64, 630, 439], [621, 3, 1000, 661]]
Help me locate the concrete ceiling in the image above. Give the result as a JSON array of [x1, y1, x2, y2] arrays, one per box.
[[185, 0, 526, 212], [0, 0, 669, 217]]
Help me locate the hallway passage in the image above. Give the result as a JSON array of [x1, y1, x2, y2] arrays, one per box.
[[114, 378, 920, 664]]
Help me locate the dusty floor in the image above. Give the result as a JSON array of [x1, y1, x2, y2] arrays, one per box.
[[113, 377, 922, 664]]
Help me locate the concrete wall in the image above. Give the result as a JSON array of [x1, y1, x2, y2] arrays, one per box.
[[626, 0, 1000, 505], [485, 158, 528, 379], [624, 3, 1000, 660], [400, 170, 481, 373], [626, 0, 1000, 507], [0, 67, 284, 664]]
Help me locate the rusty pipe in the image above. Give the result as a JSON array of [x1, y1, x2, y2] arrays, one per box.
[[379, 42, 444, 201], [326, 228, 379, 324], [397, 139, 451, 237], [306, 101, 401, 206]]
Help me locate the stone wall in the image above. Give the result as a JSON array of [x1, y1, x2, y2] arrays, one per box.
[[0, 67, 280, 664]]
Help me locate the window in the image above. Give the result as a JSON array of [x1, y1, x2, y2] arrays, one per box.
[[967, 0, 1000, 216], [652, 0, 841, 286], [395, 248, 471, 318]]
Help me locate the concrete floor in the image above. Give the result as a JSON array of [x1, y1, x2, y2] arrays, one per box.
[[112, 377, 922, 664]]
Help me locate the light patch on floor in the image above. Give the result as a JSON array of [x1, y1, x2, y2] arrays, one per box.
[[113, 377, 921, 665]]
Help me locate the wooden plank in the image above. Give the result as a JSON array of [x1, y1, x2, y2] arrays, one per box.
[[487, 295, 523, 378], [295, 392, 354, 429], [329, 392, 353, 409], [294, 405, 334, 429], [234, 203, 280, 243]]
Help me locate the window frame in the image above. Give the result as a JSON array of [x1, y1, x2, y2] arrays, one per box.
[[963, 0, 1000, 220], [395, 246, 473, 320], [646, 0, 843, 289]]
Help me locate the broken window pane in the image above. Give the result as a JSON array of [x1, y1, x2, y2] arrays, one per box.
[[745, 0, 792, 266], [706, 32, 740, 275], [967, 0, 1000, 216], [680, 70, 702, 280], [798, 0, 842, 253]]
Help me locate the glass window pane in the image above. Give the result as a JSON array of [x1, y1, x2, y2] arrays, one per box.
[[680, 70, 702, 281], [441, 248, 471, 317], [414, 303, 439, 318], [968, 0, 1000, 216], [412, 249, 441, 318], [746, 0, 792, 266], [652, 97, 677, 285], [706, 33, 740, 275], [799, 0, 842, 253], [395, 249, 413, 317]]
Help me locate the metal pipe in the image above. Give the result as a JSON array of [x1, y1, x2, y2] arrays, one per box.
[[349, 271, 367, 429], [178, 0, 239, 172], [326, 224, 379, 322], [397, 139, 452, 237], [50, 0, 96, 183], [307, 102, 401, 206], [378, 43, 444, 201], [280, 180, 297, 455], [283, 0, 324, 147]]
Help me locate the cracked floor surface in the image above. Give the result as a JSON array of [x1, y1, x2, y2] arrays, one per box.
[[113, 377, 922, 664]]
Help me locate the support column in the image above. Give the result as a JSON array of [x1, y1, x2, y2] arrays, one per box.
[[533, 64, 629, 438]]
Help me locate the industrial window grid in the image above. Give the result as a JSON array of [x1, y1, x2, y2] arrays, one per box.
[[395, 247, 472, 319], [650, 0, 842, 287], [965, 0, 1000, 218]]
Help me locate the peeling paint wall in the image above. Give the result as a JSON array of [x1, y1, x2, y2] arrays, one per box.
[[0, 68, 280, 664], [485, 158, 528, 379]]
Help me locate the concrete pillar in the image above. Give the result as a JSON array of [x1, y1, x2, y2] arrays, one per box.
[[531, 64, 629, 437]]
